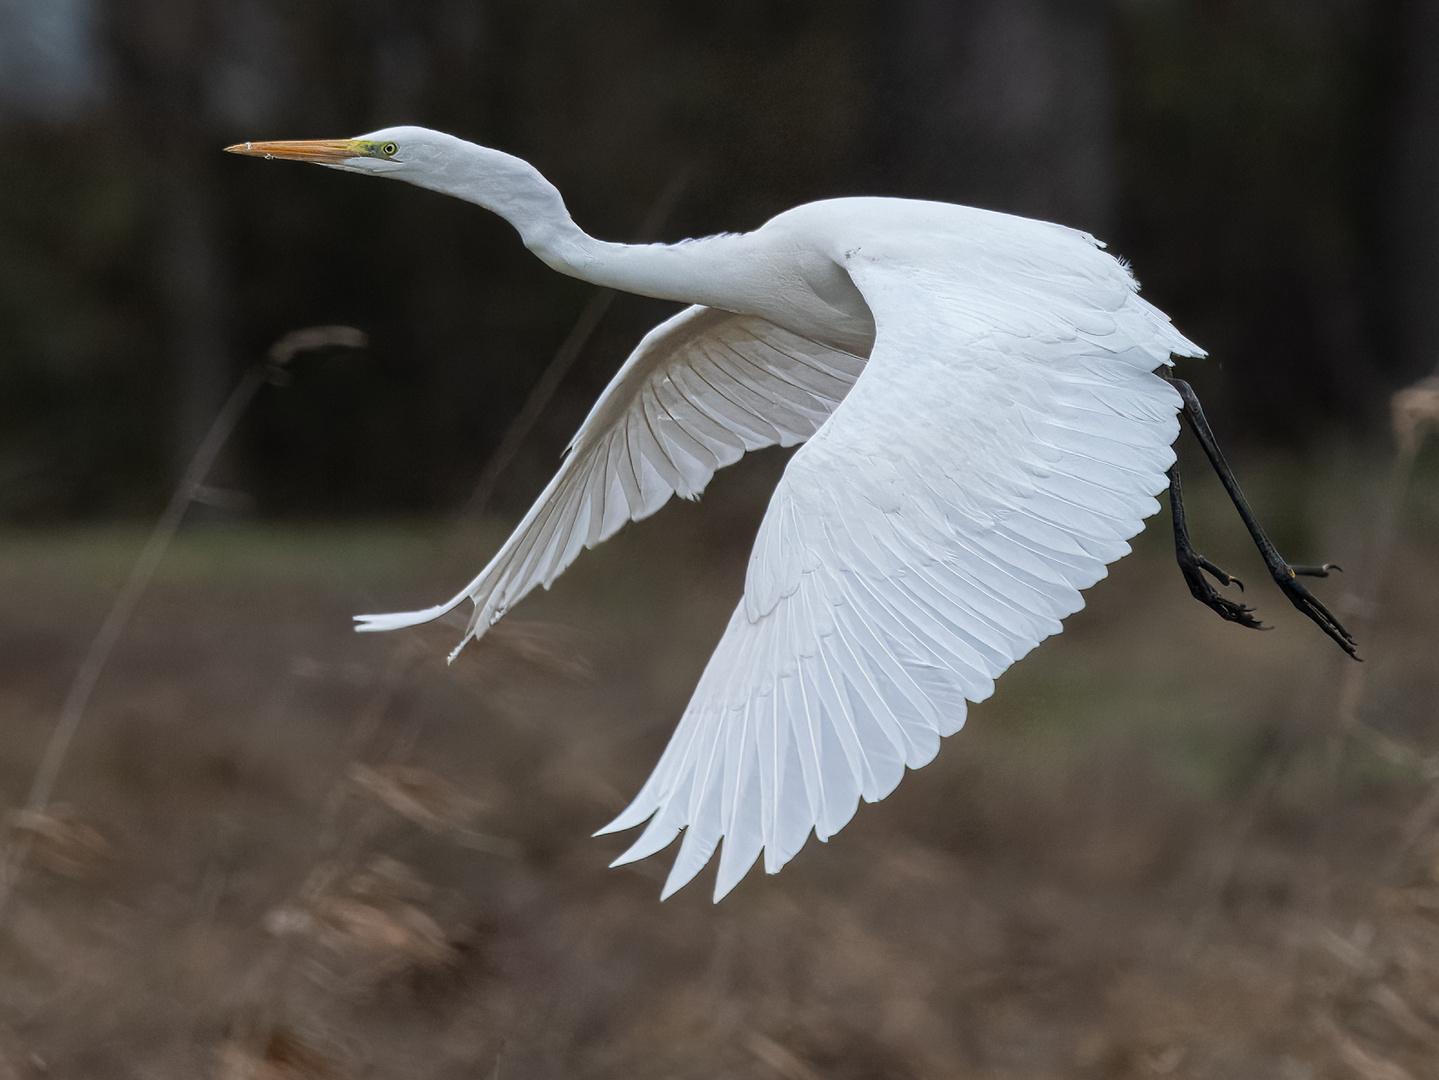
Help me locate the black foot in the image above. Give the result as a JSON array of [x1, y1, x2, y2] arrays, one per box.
[[1269, 561, 1360, 659], [1178, 547, 1264, 630], [1163, 379, 1361, 660]]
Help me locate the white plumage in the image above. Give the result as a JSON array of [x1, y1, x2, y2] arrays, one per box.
[[229, 128, 1204, 901]]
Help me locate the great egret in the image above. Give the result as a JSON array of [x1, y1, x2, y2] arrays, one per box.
[[228, 127, 1356, 901]]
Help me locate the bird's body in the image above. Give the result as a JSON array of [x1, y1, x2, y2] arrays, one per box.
[[228, 126, 1345, 903]]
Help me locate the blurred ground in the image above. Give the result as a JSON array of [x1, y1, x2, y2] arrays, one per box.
[[0, 449, 1437, 1079]]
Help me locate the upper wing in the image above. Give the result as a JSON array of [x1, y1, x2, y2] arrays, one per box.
[[355, 304, 865, 646], [599, 218, 1205, 901]]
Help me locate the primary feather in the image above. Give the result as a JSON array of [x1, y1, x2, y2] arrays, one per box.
[[242, 127, 1203, 900]]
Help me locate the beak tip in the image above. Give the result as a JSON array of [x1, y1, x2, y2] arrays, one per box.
[[220, 138, 359, 164]]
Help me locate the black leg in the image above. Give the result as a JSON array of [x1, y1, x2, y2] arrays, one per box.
[[1168, 462, 1262, 629], [1164, 377, 1359, 659]]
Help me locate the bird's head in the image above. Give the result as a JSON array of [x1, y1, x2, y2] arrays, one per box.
[[226, 124, 577, 263], [224, 125, 448, 179]]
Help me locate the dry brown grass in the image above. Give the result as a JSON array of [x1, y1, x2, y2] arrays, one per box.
[[0, 440, 1436, 1078]]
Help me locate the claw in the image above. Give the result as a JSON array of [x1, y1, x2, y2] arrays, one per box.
[[1270, 566, 1360, 659], [1179, 551, 1265, 630], [1196, 555, 1244, 591], [1291, 563, 1341, 577]]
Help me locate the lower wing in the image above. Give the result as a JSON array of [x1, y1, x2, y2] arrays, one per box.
[[599, 236, 1202, 901]]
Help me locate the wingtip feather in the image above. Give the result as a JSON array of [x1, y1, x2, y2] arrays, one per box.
[[594, 800, 658, 836], [353, 603, 456, 633]]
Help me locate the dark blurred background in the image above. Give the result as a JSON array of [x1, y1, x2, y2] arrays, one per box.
[[2, 0, 1436, 521], [6, 4, 1439, 1077]]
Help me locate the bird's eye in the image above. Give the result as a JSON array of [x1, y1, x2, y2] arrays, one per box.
[[381, 142, 399, 157]]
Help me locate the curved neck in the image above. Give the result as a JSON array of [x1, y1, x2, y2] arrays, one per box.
[[402, 141, 587, 263], [406, 138, 749, 309]]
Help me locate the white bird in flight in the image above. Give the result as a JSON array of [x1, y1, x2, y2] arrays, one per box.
[[228, 127, 1356, 901]]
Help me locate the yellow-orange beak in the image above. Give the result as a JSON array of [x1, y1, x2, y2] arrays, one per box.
[[223, 139, 366, 164]]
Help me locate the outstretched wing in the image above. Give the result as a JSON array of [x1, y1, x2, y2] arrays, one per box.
[[355, 305, 865, 646], [599, 211, 1204, 901]]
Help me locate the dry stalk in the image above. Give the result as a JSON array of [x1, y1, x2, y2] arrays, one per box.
[[264, 854, 455, 992], [1331, 371, 1439, 736], [215, 1025, 350, 1080], [1300, 369, 1439, 1068], [1315, 1013, 1416, 1080], [313, 638, 430, 854], [744, 1031, 824, 1080], [1313, 368, 1439, 898], [0, 327, 367, 925], [347, 763, 483, 833], [456, 168, 689, 524], [347, 761, 520, 856], [240, 645, 448, 1022], [227, 178, 686, 1044], [4, 805, 114, 880]]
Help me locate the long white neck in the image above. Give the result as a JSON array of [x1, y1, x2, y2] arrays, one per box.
[[399, 137, 750, 309]]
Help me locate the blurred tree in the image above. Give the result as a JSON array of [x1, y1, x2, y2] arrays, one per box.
[[0, 0, 1420, 520], [873, 0, 1114, 230], [1376, 0, 1439, 389], [0, 0, 103, 121], [103, 1, 239, 480], [1113, 0, 1385, 441]]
